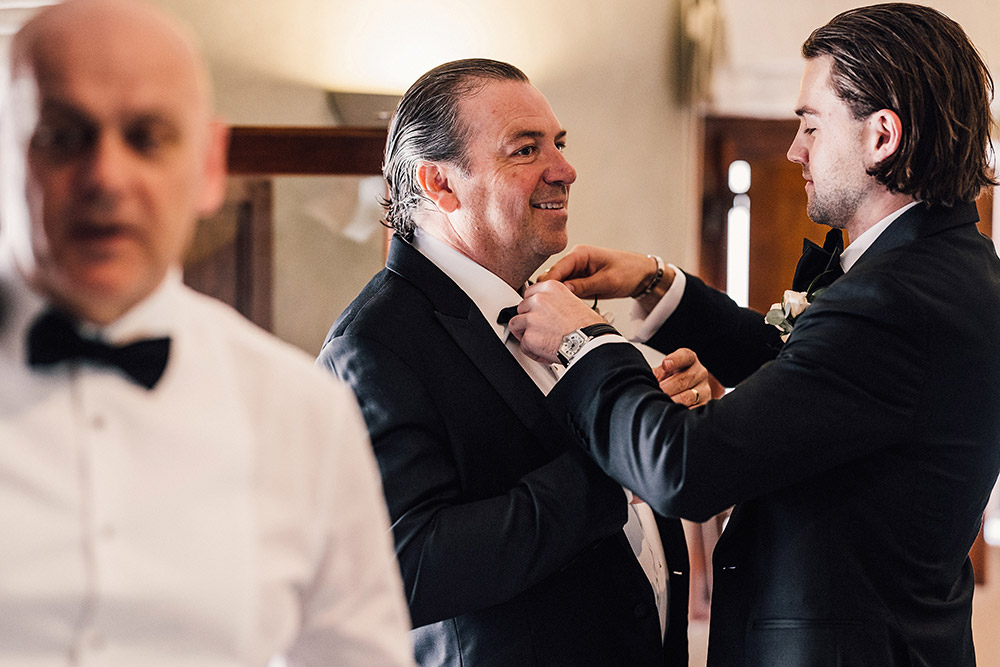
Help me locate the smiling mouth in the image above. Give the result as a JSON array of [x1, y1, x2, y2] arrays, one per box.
[[532, 202, 566, 210]]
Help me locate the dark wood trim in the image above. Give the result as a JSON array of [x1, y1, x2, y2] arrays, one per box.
[[234, 179, 273, 331], [227, 126, 387, 175]]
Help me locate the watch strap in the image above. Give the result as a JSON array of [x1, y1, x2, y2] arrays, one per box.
[[557, 323, 621, 367], [579, 323, 619, 338]]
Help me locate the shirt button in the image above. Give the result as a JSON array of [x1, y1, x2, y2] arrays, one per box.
[[99, 524, 116, 540], [91, 414, 106, 430]]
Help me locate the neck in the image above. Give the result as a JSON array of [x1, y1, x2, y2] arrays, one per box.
[[414, 219, 541, 291], [845, 191, 916, 241]]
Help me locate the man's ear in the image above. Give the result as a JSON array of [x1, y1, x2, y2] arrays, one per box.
[[865, 109, 903, 164], [416, 162, 460, 213], [196, 119, 230, 218]]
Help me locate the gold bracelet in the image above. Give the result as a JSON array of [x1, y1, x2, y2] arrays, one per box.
[[633, 254, 664, 298]]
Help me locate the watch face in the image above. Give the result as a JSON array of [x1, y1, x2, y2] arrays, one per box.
[[559, 330, 588, 359]]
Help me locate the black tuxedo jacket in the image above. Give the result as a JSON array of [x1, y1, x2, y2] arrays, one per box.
[[318, 236, 689, 666], [549, 202, 1000, 666]]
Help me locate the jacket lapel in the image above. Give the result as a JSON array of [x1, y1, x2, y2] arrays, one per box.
[[853, 201, 980, 269], [386, 235, 569, 459]]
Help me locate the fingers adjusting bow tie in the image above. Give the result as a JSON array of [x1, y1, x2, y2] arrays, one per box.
[[27, 310, 171, 390], [791, 228, 844, 293]]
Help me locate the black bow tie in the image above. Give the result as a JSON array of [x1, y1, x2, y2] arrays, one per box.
[[791, 228, 844, 293], [497, 305, 519, 325], [27, 310, 171, 390]]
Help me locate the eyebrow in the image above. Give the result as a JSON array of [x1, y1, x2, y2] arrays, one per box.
[[38, 98, 90, 121], [506, 129, 568, 143], [795, 106, 819, 118]]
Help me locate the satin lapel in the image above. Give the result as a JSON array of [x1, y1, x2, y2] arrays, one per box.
[[854, 201, 980, 269], [437, 312, 569, 459], [386, 235, 569, 460]]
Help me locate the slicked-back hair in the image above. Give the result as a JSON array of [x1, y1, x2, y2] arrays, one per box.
[[802, 3, 996, 206], [382, 58, 530, 239]]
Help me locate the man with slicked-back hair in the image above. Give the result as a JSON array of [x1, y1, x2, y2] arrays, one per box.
[[319, 58, 710, 666]]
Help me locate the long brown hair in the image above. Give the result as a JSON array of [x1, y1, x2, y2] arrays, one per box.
[[803, 3, 996, 206]]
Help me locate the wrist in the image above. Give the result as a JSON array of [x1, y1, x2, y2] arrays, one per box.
[[630, 254, 664, 298], [556, 323, 620, 367], [635, 264, 675, 314]]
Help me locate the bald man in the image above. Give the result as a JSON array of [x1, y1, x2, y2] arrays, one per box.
[[0, 1, 413, 665]]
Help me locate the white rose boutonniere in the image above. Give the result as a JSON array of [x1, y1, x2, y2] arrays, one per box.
[[765, 289, 815, 341]]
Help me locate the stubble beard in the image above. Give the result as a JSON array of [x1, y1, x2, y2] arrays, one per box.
[[806, 183, 863, 230]]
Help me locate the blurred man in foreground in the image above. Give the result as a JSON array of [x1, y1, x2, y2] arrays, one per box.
[[0, 1, 413, 664]]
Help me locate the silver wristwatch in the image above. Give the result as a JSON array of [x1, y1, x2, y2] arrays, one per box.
[[556, 323, 619, 367]]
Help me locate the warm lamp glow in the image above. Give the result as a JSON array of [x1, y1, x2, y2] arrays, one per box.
[[308, 0, 572, 95]]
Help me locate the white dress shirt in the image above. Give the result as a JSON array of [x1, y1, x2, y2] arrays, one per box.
[[412, 228, 669, 638], [0, 252, 414, 667]]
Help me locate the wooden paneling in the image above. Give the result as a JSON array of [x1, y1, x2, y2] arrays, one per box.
[[185, 178, 273, 330], [227, 126, 386, 176]]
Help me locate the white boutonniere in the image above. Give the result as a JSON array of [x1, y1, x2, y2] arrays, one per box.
[[765, 290, 810, 341], [764, 274, 835, 341]]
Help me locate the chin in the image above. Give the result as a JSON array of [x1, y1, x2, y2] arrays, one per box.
[[57, 263, 156, 319]]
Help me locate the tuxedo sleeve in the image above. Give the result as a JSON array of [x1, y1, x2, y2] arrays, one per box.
[[320, 334, 628, 628], [645, 271, 784, 387], [549, 272, 926, 521]]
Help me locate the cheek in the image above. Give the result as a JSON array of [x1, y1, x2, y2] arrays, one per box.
[[28, 173, 71, 250], [149, 163, 205, 239]]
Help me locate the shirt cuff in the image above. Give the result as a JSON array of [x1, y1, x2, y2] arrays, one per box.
[[630, 264, 686, 343], [564, 333, 630, 370]]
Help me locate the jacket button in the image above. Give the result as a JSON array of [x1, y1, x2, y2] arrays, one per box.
[[633, 603, 649, 618]]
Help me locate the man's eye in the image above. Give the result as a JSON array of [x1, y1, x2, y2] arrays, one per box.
[[804, 127, 817, 135], [31, 123, 95, 158], [556, 141, 567, 152], [513, 145, 536, 157], [125, 123, 177, 156]]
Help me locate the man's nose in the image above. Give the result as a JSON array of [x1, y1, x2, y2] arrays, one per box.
[[787, 135, 807, 165], [546, 150, 577, 186], [83, 133, 132, 193]]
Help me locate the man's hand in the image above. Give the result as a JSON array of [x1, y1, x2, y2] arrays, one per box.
[[508, 281, 604, 364], [536, 244, 675, 300], [654, 348, 711, 407]]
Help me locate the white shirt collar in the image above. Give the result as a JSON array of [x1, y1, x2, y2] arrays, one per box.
[[94, 268, 182, 343], [840, 201, 920, 272], [411, 228, 524, 342]]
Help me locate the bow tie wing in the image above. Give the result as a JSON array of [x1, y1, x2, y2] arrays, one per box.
[[497, 306, 519, 326], [791, 228, 844, 293], [113, 338, 172, 389]]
